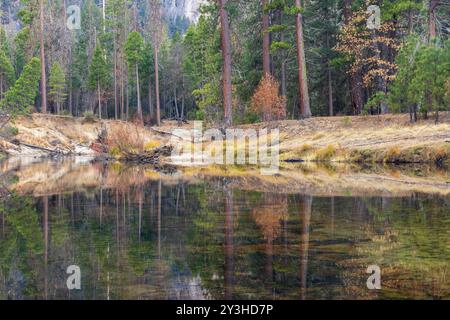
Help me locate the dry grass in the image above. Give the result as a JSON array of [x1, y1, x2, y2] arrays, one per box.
[[315, 145, 337, 161], [106, 123, 145, 154]]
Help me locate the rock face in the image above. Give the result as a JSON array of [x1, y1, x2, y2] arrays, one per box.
[[163, 0, 204, 23]]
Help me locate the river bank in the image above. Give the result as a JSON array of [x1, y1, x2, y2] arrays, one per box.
[[0, 113, 449, 166]]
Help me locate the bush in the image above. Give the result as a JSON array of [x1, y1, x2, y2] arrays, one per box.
[[315, 145, 337, 161], [251, 74, 286, 121], [107, 123, 145, 155], [144, 140, 162, 150], [0, 124, 19, 138], [82, 110, 96, 122]]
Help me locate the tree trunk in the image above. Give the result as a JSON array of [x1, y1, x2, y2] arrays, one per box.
[[224, 188, 234, 300], [180, 95, 185, 124], [126, 78, 129, 121], [98, 81, 102, 119], [262, 0, 270, 76], [326, 32, 333, 116], [148, 60, 153, 122], [39, 0, 47, 113], [280, 10, 287, 117], [174, 85, 179, 120], [295, 0, 311, 118], [121, 58, 125, 120], [114, 40, 118, 120], [154, 46, 161, 126], [219, 0, 233, 127], [428, 0, 438, 41], [344, 0, 364, 115], [299, 195, 312, 300], [136, 63, 142, 121]]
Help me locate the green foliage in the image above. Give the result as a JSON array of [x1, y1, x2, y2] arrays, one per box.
[[388, 38, 450, 116], [82, 110, 96, 121], [365, 91, 388, 113], [0, 46, 15, 90], [125, 31, 144, 67], [88, 43, 110, 90], [284, 5, 304, 15], [48, 62, 67, 107], [0, 57, 41, 116], [13, 27, 31, 76], [183, 13, 222, 121], [270, 41, 291, 53]]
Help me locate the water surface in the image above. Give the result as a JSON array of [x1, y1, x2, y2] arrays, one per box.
[[0, 159, 448, 300]]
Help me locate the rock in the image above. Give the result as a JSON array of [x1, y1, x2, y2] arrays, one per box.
[[50, 139, 61, 146]]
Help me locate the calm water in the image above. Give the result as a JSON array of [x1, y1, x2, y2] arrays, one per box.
[[0, 159, 449, 300]]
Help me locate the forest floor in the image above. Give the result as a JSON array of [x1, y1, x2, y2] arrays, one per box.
[[0, 112, 449, 166]]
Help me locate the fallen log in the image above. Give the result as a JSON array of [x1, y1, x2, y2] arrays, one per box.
[[19, 142, 65, 154], [122, 145, 174, 164]]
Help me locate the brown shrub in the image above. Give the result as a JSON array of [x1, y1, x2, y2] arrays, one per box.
[[107, 123, 145, 155], [251, 74, 286, 121]]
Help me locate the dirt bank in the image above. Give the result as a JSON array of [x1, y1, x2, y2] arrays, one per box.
[[0, 113, 449, 165]]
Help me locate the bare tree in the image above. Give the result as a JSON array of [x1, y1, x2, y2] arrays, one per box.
[[262, 0, 270, 76], [149, 0, 163, 126], [343, 0, 364, 115], [39, 0, 47, 113]]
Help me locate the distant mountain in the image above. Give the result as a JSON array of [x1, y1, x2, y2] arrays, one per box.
[[0, 0, 205, 36], [163, 0, 205, 36], [163, 0, 205, 23]]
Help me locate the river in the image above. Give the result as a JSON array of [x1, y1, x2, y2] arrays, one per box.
[[0, 158, 448, 299]]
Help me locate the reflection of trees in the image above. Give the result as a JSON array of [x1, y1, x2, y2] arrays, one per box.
[[356, 196, 450, 299], [0, 196, 44, 298], [251, 193, 289, 297], [224, 188, 233, 300], [298, 195, 312, 300], [0, 179, 448, 300]]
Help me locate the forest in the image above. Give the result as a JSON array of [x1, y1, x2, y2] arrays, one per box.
[[0, 0, 448, 128]]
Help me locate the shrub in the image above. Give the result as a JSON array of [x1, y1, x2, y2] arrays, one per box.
[[107, 123, 145, 155], [82, 110, 96, 122], [144, 140, 162, 150], [315, 145, 337, 161], [0, 124, 19, 138], [251, 74, 286, 121]]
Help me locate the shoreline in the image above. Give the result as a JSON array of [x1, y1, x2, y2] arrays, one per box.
[[0, 113, 449, 166]]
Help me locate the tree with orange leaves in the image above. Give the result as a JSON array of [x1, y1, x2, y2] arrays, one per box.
[[251, 74, 286, 122], [335, 8, 401, 113]]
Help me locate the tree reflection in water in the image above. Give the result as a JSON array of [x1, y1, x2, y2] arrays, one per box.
[[0, 161, 448, 300]]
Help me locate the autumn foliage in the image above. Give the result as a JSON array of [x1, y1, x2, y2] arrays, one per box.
[[335, 10, 400, 89], [251, 74, 286, 121]]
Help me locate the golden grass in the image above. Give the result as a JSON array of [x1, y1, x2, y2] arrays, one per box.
[[315, 145, 337, 161]]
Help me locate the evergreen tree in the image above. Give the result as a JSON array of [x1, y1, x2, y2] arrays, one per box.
[[48, 62, 67, 115], [0, 57, 41, 117], [88, 43, 110, 119], [125, 31, 144, 121], [0, 46, 15, 100]]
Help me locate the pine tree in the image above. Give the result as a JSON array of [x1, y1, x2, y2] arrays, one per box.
[[125, 31, 144, 121], [0, 46, 15, 100], [48, 62, 67, 115], [88, 43, 110, 119], [0, 57, 41, 117], [219, 0, 233, 127]]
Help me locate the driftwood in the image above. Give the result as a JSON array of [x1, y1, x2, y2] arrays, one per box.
[[122, 145, 174, 164], [149, 127, 191, 141], [19, 142, 65, 154]]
